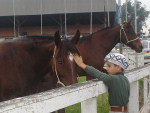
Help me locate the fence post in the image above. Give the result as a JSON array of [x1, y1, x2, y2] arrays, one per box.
[[144, 78, 148, 104], [148, 75, 150, 95], [143, 78, 148, 113], [81, 97, 97, 113], [129, 81, 139, 113]]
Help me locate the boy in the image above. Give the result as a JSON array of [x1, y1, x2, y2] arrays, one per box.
[[73, 53, 130, 113]]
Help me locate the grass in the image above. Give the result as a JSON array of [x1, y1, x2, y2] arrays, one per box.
[[65, 76, 109, 113]]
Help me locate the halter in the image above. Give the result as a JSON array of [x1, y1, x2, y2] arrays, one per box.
[[52, 46, 75, 87], [120, 24, 139, 44], [52, 46, 65, 87]]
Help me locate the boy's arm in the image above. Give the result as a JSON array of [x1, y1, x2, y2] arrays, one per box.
[[84, 66, 111, 81], [73, 54, 112, 85]]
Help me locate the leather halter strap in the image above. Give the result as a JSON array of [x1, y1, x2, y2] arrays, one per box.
[[120, 24, 139, 44]]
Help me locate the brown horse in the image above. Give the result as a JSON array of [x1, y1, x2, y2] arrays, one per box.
[[0, 31, 80, 104], [71, 21, 143, 79]]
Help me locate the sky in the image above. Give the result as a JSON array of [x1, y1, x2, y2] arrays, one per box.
[[117, 0, 150, 35]]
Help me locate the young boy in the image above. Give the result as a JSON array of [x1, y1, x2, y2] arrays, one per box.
[[73, 53, 130, 113]]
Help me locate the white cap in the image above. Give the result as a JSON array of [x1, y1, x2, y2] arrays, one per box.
[[105, 53, 129, 69]]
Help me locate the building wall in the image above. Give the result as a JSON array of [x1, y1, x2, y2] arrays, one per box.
[[0, 24, 104, 37], [0, 0, 116, 16]]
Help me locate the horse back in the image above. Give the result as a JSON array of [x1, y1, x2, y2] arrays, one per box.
[[0, 38, 56, 101]]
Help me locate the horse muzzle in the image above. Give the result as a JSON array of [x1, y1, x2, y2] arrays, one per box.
[[135, 45, 143, 53]]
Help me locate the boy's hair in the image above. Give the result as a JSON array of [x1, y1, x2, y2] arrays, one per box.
[[105, 53, 129, 70]]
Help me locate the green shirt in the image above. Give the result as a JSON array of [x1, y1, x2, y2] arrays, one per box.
[[84, 66, 130, 106]]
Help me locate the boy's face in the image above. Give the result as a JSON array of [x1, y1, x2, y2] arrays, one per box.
[[105, 61, 123, 75]]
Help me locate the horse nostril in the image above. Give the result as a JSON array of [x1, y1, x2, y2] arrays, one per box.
[[136, 45, 143, 53]]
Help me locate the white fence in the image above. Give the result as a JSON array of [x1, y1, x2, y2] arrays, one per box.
[[0, 64, 150, 113], [140, 78, 150, 113]]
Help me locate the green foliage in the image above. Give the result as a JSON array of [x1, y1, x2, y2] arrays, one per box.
[[77, 76, 86, 83], [97, 93, 109, 113], [121, 1, 149, 33], [66, 103, 81, 113]]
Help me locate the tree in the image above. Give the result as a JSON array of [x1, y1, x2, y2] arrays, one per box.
[[121, 1, 149, 34]]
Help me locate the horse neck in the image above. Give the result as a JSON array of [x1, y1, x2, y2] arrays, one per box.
[[26, 40, 54, 76], [34, 41, 54, 65], [90, 27, 120, 56]]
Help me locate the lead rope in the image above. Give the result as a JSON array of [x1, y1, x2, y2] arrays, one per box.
[[120, 24, 139, 44], [53, 46, 65, 87]]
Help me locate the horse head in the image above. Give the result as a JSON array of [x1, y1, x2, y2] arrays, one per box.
[[120, 20, 143, 53], [52, 30, 80, 86]]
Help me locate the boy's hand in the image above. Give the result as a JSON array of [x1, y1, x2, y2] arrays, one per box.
[[73, 54, 87, 69]]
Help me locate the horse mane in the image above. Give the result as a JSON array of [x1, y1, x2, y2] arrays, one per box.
[[26, 35, 54, 40], [79, 26, 112, 42], [94, 26, 111, 34]]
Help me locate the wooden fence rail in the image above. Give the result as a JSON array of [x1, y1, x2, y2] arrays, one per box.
[[0, 64, 150, 113]]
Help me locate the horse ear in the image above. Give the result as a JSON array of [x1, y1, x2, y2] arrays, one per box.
[[71, 29, 80, 44], [54, 30, 61, 47], [124, 20, 132, 28]]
